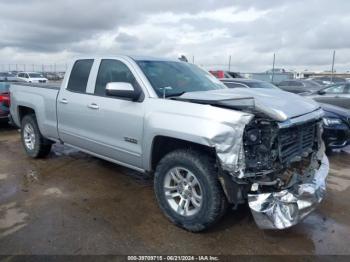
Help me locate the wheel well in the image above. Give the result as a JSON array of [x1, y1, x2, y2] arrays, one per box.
[[18, 106, 35, 122], [151, 136, 216, 171]]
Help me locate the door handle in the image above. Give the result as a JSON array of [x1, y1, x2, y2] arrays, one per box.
[[87, 103, 99, 109], [59, 98, 68, 104]]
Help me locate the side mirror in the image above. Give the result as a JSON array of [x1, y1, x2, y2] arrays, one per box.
[[105, 82, 141, 101], [318, 90, 326, 95]]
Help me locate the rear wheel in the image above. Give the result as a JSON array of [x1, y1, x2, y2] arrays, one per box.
[[21, 114, 52, 158], [154, 149, 227, 232]]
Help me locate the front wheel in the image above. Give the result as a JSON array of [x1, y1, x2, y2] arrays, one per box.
[[21, 114, 52, 158], [154, 149, 227, 232]]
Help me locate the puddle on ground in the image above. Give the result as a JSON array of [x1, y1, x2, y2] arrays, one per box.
[[0, 202, 28, 239], [303, 213, 350, 255]]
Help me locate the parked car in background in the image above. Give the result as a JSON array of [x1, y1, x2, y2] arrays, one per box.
[[17, 72, 48, 83], [303, 83, 350, 109], [310, 76, 346, 86], [10, 56, 328, 231], [221, 78, 278, 89], [0, 82, 10, 122], [0, 72, 18, 82], [277, 79, 323, 94], [221, 78, 350, 151], [209, 70, 242, 79], [0, 72, 8, 81], [321, 103, 350, 150], [42, 72, 62, 81]]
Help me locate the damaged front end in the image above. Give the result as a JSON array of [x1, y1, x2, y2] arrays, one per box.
[[175, 90, 329, 229], [241, 110, 329, 229]]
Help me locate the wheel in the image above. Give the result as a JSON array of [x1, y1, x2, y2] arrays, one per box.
[[154, 149, 227, 232], [21, 114, 52, 158]]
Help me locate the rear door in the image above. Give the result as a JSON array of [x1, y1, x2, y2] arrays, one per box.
[[57, 59, 95, 149]]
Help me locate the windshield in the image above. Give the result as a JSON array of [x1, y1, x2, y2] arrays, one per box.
[[136, 60, 226, 97], [29, 73, 43, 78], [246, 81, 278, 89]]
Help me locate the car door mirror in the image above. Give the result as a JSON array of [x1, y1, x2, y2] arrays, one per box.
[[105, 82, 141, 101], [318, 90, 326, 95]]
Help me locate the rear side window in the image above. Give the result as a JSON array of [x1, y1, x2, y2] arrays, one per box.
[[67, 59, 94, 93], [94, 59, 137, 96]]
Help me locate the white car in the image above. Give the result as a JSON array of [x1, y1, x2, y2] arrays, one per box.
[[17, 72, 48, 83]]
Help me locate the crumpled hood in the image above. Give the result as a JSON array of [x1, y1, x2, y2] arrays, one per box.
[[176, 88, 321, 122]]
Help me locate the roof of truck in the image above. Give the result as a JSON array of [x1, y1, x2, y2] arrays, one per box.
[[128, 55, 179, 62]]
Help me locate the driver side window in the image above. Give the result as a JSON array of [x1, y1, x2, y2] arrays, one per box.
[[95, 59, 138, 96]]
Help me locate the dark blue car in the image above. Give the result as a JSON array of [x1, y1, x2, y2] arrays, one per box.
[[321, 103, 350, 150]]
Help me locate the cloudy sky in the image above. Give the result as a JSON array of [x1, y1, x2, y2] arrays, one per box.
[[0, 0, 350, 72]]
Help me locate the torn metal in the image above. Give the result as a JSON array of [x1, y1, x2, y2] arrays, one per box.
[[204, 113, 253, 175], [248, 154, 329, 229]]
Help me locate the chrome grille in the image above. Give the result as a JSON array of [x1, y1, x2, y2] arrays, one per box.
[[278, 121, 317, 163]]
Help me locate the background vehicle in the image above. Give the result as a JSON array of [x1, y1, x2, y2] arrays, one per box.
[[10, 56, 328, 231], [209, 70, 242, 79], [0, 82, 10, 122], [221, 78, 350, 151], [42, 72, 62, 81], [310, 76, 346, 86], [304, 83, 350, 109], [221, 78, 278, 89], [277, 79, 323, 94], [321, 103, 350, 150], [16, 72, 48, 83], [0, 72, 8, 81]]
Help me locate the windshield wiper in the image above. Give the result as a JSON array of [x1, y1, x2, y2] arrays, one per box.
[[165, 91, 186, 98]]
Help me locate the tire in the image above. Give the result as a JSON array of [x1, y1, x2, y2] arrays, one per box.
[[21, 114, 52, 158], [154, 149, 227, 232]]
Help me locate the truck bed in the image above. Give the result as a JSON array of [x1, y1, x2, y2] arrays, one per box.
[[12, 82, 61, 90], [10, 82, 60, 141]]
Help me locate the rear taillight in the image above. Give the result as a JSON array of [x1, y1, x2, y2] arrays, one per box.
[[0, 93, 10, 106]]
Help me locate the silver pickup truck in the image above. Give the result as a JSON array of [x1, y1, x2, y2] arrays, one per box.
[[10, 56, 329, 232]]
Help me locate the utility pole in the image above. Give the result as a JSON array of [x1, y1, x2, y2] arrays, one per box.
[[271, 53, 276, 83], [228, 55, 231, 72], [331, 50, 335, 82]]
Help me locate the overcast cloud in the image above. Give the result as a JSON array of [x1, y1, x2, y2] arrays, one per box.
[[0, 0, 350, 72]]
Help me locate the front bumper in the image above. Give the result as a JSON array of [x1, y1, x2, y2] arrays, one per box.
[[247, 154, 329, 230]]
